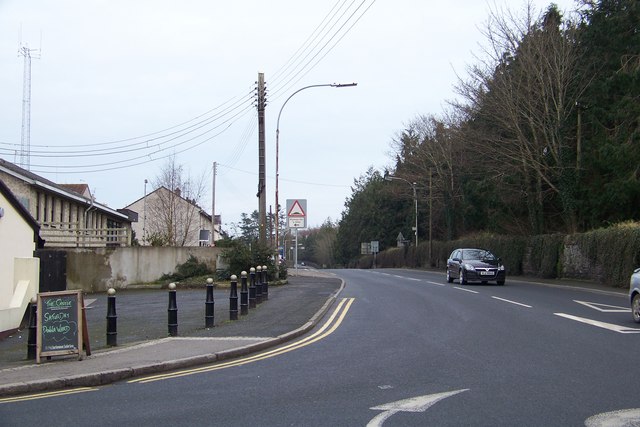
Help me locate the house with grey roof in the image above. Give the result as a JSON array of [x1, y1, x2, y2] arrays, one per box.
[[0, 158, 132, 248], [125, 186, 218, 246]]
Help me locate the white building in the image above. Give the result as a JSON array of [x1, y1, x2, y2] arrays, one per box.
[[0, 179, 41, 335], [125, 186, 220, 246]]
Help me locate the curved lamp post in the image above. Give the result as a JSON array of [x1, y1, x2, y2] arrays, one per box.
[[274, 82, 357, 272], [384, 173, 418, 247]]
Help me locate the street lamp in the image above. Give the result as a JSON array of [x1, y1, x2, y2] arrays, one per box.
[[274, 82, 357, 272], [384, 173, 418, 247]]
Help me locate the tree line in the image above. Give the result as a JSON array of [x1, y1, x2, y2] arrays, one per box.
[[198, 0, 638, 271], [332, 0, 639, 266]]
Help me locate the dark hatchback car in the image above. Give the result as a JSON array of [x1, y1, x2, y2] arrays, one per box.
[[446, 248, 506, 285]]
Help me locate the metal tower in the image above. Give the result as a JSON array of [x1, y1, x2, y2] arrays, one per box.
[[18, 45, 39, 170]]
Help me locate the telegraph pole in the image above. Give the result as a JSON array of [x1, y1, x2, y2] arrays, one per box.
[[212, 161, 217, 245], [257, 73, 267, 245]]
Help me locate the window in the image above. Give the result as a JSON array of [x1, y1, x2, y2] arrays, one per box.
[[35, 192, 41, 221]]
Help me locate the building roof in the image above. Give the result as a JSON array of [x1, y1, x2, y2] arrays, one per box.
[[0, 158, 130, 222], [0, 177, 44, 248], [59, 183, 91, 198]]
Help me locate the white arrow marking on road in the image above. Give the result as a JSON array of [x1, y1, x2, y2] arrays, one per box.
[[555, 313, 640, 333], [585, 408, 640, 426], [367, 389, 469, 427], [574, 300, 630, 313]]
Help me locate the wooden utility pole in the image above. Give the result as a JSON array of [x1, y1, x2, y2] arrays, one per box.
[[257, 73, 267, 245], [212, 161, 217, 245]]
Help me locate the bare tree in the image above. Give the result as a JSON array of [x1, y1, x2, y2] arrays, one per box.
[[146, 156, 208, 246], [455, 2, 588, 233]]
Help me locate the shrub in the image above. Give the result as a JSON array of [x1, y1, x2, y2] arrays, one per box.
[[220, 240, 284, 281], [161, 255, 213, 282]]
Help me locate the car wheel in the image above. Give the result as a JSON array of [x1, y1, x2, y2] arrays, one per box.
[[459, 269, 467, 285], [497, 280, 505, 286], [446, 269, 453, 283], [632, 293, 640, 323]]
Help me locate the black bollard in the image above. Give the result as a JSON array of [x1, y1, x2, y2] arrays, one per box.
[[229, 275, 238, 321], [249, 267, 257, 309], [262, 265, 269, 301], [106, 288, 117, 347], [240, 271, 249, 315], [27, 297, 37, 360], [168, 283, 178, 337], [256, 266, 263, 304], [205, 278, 215, 328]]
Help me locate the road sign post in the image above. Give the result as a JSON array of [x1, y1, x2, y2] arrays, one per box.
[[286, 199, 307, 271]]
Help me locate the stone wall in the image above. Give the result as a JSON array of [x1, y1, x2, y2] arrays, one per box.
[[65, 246, 221, 292]]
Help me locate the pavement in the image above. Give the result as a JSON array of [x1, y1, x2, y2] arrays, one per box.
[[0, 268, 344, 398]]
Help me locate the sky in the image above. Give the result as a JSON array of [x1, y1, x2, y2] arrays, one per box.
[[0, 0, 577, 234]]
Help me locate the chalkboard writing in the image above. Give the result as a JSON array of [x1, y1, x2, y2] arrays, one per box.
[[37, 290, 84, 363]]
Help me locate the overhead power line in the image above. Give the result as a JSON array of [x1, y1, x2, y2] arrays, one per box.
[[5, 0, 377, 175]]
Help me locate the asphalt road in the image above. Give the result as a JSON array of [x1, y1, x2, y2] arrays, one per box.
[[2, 268, 639, 426]]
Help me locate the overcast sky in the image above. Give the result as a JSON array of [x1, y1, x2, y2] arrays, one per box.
[[0, 0, 576, 233]]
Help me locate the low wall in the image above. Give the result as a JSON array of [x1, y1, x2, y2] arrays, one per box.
[[66, 246, 222, 293], [0, 257, 39, 335]]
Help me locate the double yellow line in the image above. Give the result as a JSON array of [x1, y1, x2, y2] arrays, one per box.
[[0, 387, 97, 404], [129, 297, 355, 384]]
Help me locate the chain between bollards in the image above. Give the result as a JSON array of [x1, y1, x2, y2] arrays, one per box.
[[205, 277, 215, 328], [240, 271, 249, 315], [256, 266, 263, 304], [249, 267, 257, 309], [229, 275, 238, 320], [106, 288, 117, 346], [168, 283, 178, 337]]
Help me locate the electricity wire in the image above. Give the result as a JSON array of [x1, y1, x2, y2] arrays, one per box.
[[6, 0, 377, 174]]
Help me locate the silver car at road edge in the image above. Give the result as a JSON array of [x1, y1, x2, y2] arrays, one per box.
[[630, 268, 640, 323]]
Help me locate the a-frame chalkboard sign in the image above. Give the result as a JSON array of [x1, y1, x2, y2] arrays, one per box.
[[36, 290, 90, 363]]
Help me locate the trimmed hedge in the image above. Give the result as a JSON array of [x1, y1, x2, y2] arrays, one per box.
[[366, 221, 640, 288]]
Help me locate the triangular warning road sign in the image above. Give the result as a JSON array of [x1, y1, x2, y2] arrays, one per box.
[[288, 200, 306, 217]]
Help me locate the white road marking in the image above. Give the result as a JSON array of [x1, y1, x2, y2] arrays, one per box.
[[368, 389, 469, 427], [454, 287, 478, 294], [585, 408, 640, 426], [408, 278, 421, 281], [554, 313, 640, 334], [426, 281, 446, 287], [574, 300, 630, 313], [492, 296, 532, 308]]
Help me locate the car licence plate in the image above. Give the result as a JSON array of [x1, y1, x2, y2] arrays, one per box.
[[480, 271, 494, 276]]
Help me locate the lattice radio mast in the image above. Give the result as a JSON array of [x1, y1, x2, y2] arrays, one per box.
[[18, 44, 40, 170]]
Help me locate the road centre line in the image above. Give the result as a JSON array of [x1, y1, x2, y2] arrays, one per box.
[[491, 296, 532, 308], [0, 387, 97, 404], [554, 313, 640, 334], [426, 281, 445, 287], [454, 287, 479, 294], [129, 298, 355, 384]]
